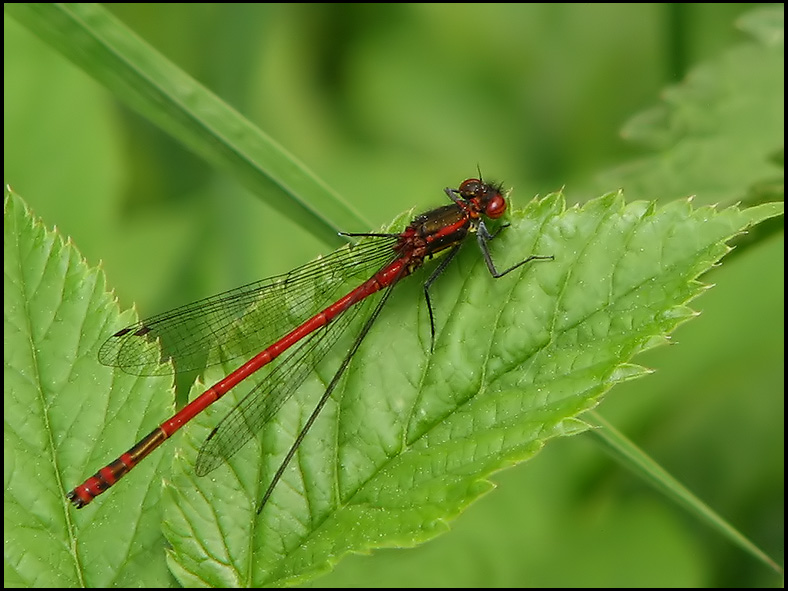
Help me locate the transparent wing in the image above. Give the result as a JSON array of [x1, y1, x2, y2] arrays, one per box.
[[99, 237, 398, 375], [193, 293, 371, 476]]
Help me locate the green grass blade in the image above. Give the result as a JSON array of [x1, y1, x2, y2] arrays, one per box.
[[5, 3, 366, 245], [587, 411, 784, 577]]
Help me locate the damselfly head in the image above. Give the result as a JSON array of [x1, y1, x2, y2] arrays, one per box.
[[457, 178, 507, 219]]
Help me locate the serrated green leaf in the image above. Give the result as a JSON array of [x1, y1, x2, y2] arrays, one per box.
[[156, 190, 782, 586], [4, 5, 782, 587], [3, 188, 174, 587]]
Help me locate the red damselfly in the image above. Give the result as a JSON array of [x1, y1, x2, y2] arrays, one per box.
[[67, 177, 552, 513]]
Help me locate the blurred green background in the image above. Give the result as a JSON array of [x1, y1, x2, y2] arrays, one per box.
[[4, 3, 782, 587]]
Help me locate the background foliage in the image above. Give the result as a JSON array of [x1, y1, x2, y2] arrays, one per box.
[[4, 3, 782, 587]]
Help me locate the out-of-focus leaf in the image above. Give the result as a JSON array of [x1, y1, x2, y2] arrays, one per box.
[[593, 5, 784, 206]]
